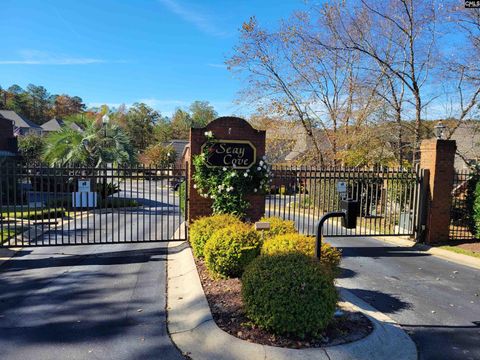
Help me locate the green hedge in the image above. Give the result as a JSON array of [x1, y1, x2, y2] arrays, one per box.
[[204, 223, 261, 278], [261, 233, 341, 274], [242, 253, 337, 338], [258, 216, 296, 239], [466, 174, 480, 235], [189, 214, 242, 258], [1, 208, 66, 220], [178, 181, 186, 216]]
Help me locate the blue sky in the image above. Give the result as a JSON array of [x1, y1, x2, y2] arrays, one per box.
[[0, 0, 306, 117]]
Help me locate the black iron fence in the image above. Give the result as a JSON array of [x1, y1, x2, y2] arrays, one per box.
[[266, 166, 423, 237], [450, 169, 477, 241], [0, 163, 187, 247]]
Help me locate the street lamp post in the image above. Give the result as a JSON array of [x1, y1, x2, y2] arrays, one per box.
[[434, 121, 446, 140], [102, 114, 110, 137], [101, 114, 110, 197]]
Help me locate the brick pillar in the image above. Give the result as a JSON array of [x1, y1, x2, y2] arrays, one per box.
[[188, 117, 266, 223], [419, 139, 456, 244]]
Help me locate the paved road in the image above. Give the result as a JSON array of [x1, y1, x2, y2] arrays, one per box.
[[0, 182, 185, 360], [288, 216, 480, 360]]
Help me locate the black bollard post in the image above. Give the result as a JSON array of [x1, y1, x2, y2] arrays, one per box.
[[315, 211, 346, 259]]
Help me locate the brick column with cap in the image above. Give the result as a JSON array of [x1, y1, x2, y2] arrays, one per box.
[[419, 139, 456, 244], [187, 117, 266, 223]]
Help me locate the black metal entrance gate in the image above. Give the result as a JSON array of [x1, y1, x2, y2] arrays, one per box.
[[0, 164, 187, 247], [266, 166, 425, 239]]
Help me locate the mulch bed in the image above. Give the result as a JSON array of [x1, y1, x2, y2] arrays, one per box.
[[195, 259, 373, 349]]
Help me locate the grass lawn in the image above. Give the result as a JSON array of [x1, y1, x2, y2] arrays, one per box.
[[0, 228, 26, 243], [1, 208, 66, 220], [438, 245, 480, 259]]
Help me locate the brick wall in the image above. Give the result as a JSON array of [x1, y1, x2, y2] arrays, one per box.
[[0, 117, 17, 153], [188, 117, 266, 222], [419, 139, 456, 244]]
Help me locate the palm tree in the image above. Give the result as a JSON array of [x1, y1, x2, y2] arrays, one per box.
[[42, 122, 136, 167]]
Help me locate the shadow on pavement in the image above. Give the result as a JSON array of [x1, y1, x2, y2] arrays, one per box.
[[337, 245, 430, 259], [337, 267, 357, 279], [1, 243, 188, 272], [346, 288, 412, 313]]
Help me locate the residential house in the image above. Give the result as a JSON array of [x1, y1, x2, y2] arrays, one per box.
[[450, 122, 480, 170], [41, 117, 83, 133], [0, 110, 42, 136], [165, 140, 189, 168], [0, 113, 18, 158]]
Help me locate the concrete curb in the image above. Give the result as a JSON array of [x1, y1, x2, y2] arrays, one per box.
[[370, 236, 480, 270], [166, 226, 417, 360]]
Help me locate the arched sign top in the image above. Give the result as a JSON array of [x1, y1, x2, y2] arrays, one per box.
[[205, 117, 258, 132]]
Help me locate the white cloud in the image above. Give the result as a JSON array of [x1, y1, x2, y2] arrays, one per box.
[[138, 98, 189, 108], [158, 0, 227, 37], [0, 50, 109, 65]]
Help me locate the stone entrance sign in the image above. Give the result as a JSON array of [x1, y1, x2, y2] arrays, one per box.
[[201, 140, 256, 169], [188, 117, 266, 222]]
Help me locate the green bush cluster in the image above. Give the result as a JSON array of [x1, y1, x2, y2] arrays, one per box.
[[258, 216, 296, 239], [189, 214, 241, 258], [204, 223, 261, 278], [242, 253, 337, 338], [189, 213, 341, 338], [261, 233, 341, 273], [466, 174, 480, 235]]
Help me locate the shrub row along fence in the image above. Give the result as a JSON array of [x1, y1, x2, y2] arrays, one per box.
[[450, 169, 478, 241], [266, 166, 423, 237]]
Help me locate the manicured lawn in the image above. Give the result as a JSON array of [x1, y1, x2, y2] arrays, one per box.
[[0, 228, 26, 243], [438, 245, 480, 259], [1, 208, 66, 220]]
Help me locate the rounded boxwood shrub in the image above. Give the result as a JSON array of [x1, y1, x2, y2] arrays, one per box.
[[189, 214, 241, 258], [258, 216, 296, 239], [261, 233, 341, 274], [204, 223, 261, 278], [242, 253, 337, 338]]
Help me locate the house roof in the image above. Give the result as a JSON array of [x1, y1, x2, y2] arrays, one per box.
[[165, 140, 189, 158], [41, 118, 64, 132], [41, 118, 84, 133], [0, 110, 41, 130]]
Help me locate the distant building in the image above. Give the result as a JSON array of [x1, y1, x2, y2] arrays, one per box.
[[450, 122, 480, 170], [0, 113, 18, 158], [0, 110, 42, 136], [165, 140, 189, 168], [41, 118, 83, 133]]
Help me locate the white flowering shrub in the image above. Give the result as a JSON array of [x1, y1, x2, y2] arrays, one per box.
[[193, 131, 271, 218]]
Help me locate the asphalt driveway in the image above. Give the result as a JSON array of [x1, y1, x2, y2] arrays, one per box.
[[0, 242, 184, 360], [284, 214, 480, 360], [0, 181, 185, 360]]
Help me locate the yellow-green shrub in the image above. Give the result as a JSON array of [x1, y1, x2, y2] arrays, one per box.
[[189, 214, 241, 258], [204, 223, 261, 278], [261, 233, 341, 273], [242, 253, 338, 338], [258, 216, 296, 239]]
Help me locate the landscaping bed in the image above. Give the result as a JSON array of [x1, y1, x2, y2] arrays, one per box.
[[195, 257, 373, 349]]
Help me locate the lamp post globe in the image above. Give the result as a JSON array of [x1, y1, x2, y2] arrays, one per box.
[[433, 121, 446, 140], [102, 114, 110, 137]]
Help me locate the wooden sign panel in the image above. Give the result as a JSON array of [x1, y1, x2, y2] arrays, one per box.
[[201, 140, 256, 169]]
